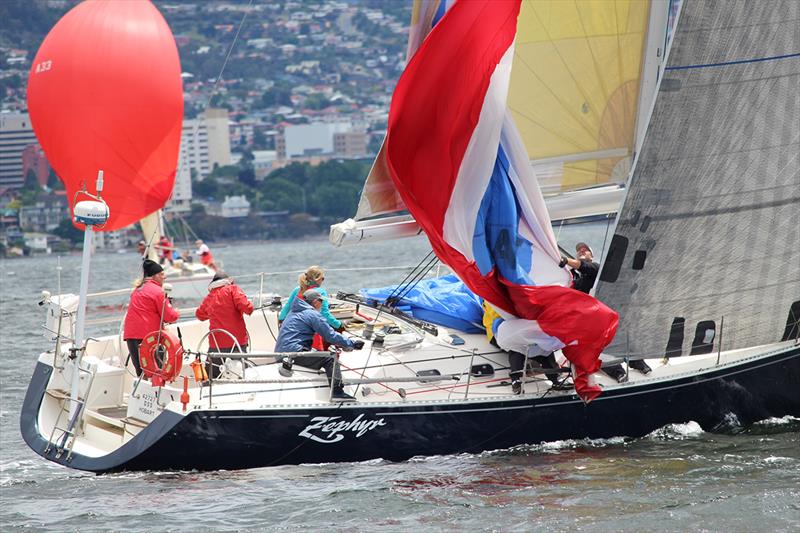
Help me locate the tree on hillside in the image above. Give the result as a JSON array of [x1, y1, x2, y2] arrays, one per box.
[[47, 168, 63, 190], [238, 166, 256, 188], [259, 177, 305, 213], [260, 85, 292, 108], [209, 165, 239, 179], [53, 218, 83, 244], [193, 176, 220, 199], [23, 169, 40, 190], [20, 169, 42, 205], [304, 93, 330, 110], [252, 129, 269, 149], [266, 162, 309, 188], [314, 182, 361, 220]]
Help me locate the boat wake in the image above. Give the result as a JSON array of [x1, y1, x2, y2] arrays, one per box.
[[745, 414, 800, 435], [645, 421, 705, 440]]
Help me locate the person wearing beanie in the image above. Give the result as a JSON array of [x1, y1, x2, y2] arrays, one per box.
[[195, 271, 254, 379], [123, 260, 180, 376]]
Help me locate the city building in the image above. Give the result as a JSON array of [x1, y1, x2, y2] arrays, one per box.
[[0, 113, 40, 189], [252, 150, 278, 179], [168, 159, 193, 213], [178, 107, 232, 179], [94, 227, 139, 251], [221, 195, 251, 218], [168, 108, 232, 212], [23, 232, 52, 254], [18, 193, 68, 232], [22, 144, 50, 187], [277, 122, 358, 160], [203, 108, 232, 170], [333, 131, 368, 158]]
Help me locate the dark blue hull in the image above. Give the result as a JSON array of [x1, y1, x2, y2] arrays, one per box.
[[21, 346, 800, 473]]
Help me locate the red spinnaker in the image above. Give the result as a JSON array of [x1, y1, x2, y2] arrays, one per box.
[[27, 0, 183, 231]]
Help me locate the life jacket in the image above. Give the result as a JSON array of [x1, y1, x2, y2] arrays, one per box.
[[482, 301, 503, 343]]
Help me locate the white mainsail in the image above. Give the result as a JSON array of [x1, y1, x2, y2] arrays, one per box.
[[595, 0, 800, 357]]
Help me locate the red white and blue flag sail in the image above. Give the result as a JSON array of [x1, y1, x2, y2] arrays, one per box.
[[384, 0, 618, 402]]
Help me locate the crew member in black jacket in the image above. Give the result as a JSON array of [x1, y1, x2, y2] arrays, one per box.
[[560, 242, 651, 381]]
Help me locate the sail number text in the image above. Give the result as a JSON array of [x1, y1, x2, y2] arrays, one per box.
[[35, 60, 53, 73]]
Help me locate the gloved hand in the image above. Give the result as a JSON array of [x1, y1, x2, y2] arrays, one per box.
[[335, 324, 346, 333], [558, 257, 568, 268], [352, 340, 365, 350]]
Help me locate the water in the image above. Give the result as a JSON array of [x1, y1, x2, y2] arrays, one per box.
[[2, 234, 799, 532]]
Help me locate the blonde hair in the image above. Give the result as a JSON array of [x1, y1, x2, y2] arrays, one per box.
[[299, 265, 325, 291]]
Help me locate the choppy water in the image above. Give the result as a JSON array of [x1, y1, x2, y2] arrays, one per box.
[[2, 232, 799, 532]]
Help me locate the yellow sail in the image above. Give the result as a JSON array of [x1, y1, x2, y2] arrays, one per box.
[[510, 0, 650, 192], [355, 0, 651, 219]]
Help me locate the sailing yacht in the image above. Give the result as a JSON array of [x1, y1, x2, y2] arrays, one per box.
[[21, 0, 799, 473], [139, 211, 216, 300]]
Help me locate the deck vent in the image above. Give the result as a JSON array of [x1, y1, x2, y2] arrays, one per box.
[[690, 320, 716, 355], [781, 301, 800, 342], [664, 317, 686, 359], [470, 364, 494, 377], [599, 234, 628, 283], [416, 369, 442, 384], [632, 250, 647, 270]]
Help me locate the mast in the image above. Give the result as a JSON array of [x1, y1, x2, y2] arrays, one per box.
[[69, 171, 109, 421]]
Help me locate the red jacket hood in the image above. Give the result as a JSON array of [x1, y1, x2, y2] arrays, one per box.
[[195, 282, 254, 348]]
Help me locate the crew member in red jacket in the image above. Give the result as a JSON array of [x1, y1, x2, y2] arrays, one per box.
[[195, 271, 254, 379], [123, 259, 180, 376]]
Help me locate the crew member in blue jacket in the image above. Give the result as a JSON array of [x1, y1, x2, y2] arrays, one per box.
[[275, 289, 364, 401]]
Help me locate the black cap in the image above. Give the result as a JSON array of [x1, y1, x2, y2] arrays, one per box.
[[212, 271, 229, 282], [143, 259, 163, 277]]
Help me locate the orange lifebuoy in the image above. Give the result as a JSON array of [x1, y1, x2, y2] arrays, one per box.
[[139, 330, 183, 386]]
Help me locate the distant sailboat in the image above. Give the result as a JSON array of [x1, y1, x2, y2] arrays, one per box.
[[21, 0, 800, 473]]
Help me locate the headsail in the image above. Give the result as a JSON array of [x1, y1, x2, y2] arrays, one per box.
[[510, 0, 650, 193], [355, 0, 650, 221], [27, 0, 184, 231], [383, 0, 618, 401], [595, 0, 800, 357]]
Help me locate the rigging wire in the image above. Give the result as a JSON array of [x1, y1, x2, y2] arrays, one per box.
[[387, 254, 440, 306], [141, 0, 253, 254], [351, 250, 437, 398]]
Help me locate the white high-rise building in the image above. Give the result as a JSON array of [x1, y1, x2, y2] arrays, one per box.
[[280, 122, 354, 159], [203, 108, 232, 170], [168, 154, 193, 213], [0, 113, 39, 189], [167, 108, 232, 212], [179, 107, 233, 179]]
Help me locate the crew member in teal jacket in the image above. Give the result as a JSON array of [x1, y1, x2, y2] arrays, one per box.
[[278, 265, 342, 329]]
